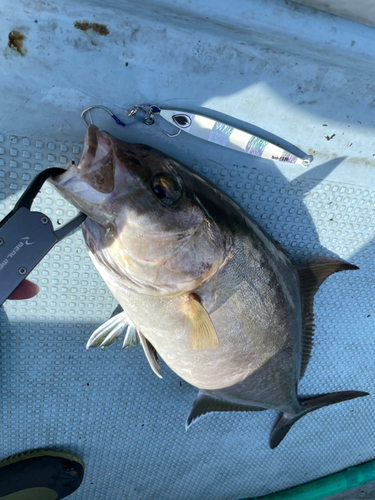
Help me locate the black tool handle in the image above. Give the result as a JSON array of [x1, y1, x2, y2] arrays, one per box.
[[0, 168, 86, 305]]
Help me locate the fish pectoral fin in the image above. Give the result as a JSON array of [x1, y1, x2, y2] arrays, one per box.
[[186, 294, 220, 351], [138, 330, 162, 379], [186, 391, 265, 429], [297, 259, 359, 379], [86, 311, 133, 349], [270, 390, 368, 449]]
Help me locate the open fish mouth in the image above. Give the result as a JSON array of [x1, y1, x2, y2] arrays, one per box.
[[52, 125, 115, 194], [48, 125, 119, 226]]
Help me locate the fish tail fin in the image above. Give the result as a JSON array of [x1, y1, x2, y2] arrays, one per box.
[[270, 390, 368, 449]]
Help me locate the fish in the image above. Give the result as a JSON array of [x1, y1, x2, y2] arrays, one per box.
[[50, 124, 368, 449]]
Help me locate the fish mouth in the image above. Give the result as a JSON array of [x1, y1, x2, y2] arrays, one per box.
[[52, 125, 115, 194]]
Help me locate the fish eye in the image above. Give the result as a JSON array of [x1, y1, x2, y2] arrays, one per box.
[[151, 172, 182, 205]]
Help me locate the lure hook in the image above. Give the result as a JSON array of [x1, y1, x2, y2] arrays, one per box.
[[81, 106, 127, 128], [164, 129, 181, 138]]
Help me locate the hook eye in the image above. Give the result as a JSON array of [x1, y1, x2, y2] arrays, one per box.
[[143, 117, 155, 126]]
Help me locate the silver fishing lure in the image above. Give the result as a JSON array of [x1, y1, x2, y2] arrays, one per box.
[[129, 105, 310, 167], [81, 104, 310, 167]]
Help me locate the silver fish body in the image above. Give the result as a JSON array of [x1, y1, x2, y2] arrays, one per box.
[[51, 125, 367, 448]]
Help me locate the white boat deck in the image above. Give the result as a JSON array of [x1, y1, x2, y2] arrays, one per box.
[[1, 1, 375, 498]]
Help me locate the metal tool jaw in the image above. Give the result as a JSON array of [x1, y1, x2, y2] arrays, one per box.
[[0, 168, 86, 306]]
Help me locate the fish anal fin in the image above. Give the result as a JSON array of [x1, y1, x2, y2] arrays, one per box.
[[138, 330, 162, 379], [186, 391, 265, 429], [270, 390, 368, 449], [186, 293, 220, 351], [297, 259, 359, 378]]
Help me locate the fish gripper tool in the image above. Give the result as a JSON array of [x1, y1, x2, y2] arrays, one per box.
[[0, 168, 86, 306]]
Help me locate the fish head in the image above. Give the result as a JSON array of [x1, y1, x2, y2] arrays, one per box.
[[50, 125, 228, 296]]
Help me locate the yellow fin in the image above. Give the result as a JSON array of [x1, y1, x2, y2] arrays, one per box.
[[186, 293, 220, 351]]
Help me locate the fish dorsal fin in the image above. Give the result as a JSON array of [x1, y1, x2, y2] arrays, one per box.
[[274, 239, 291, 259], [186, 391, 265, 429], [86, 311, 131, 349], [297, 259, 359, 379], [186, 293, 220, 351], [138, 330, 162, 379]]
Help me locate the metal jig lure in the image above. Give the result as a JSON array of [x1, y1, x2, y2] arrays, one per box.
[[128, 105, 311, 167], [81, 105, 310, 167]]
